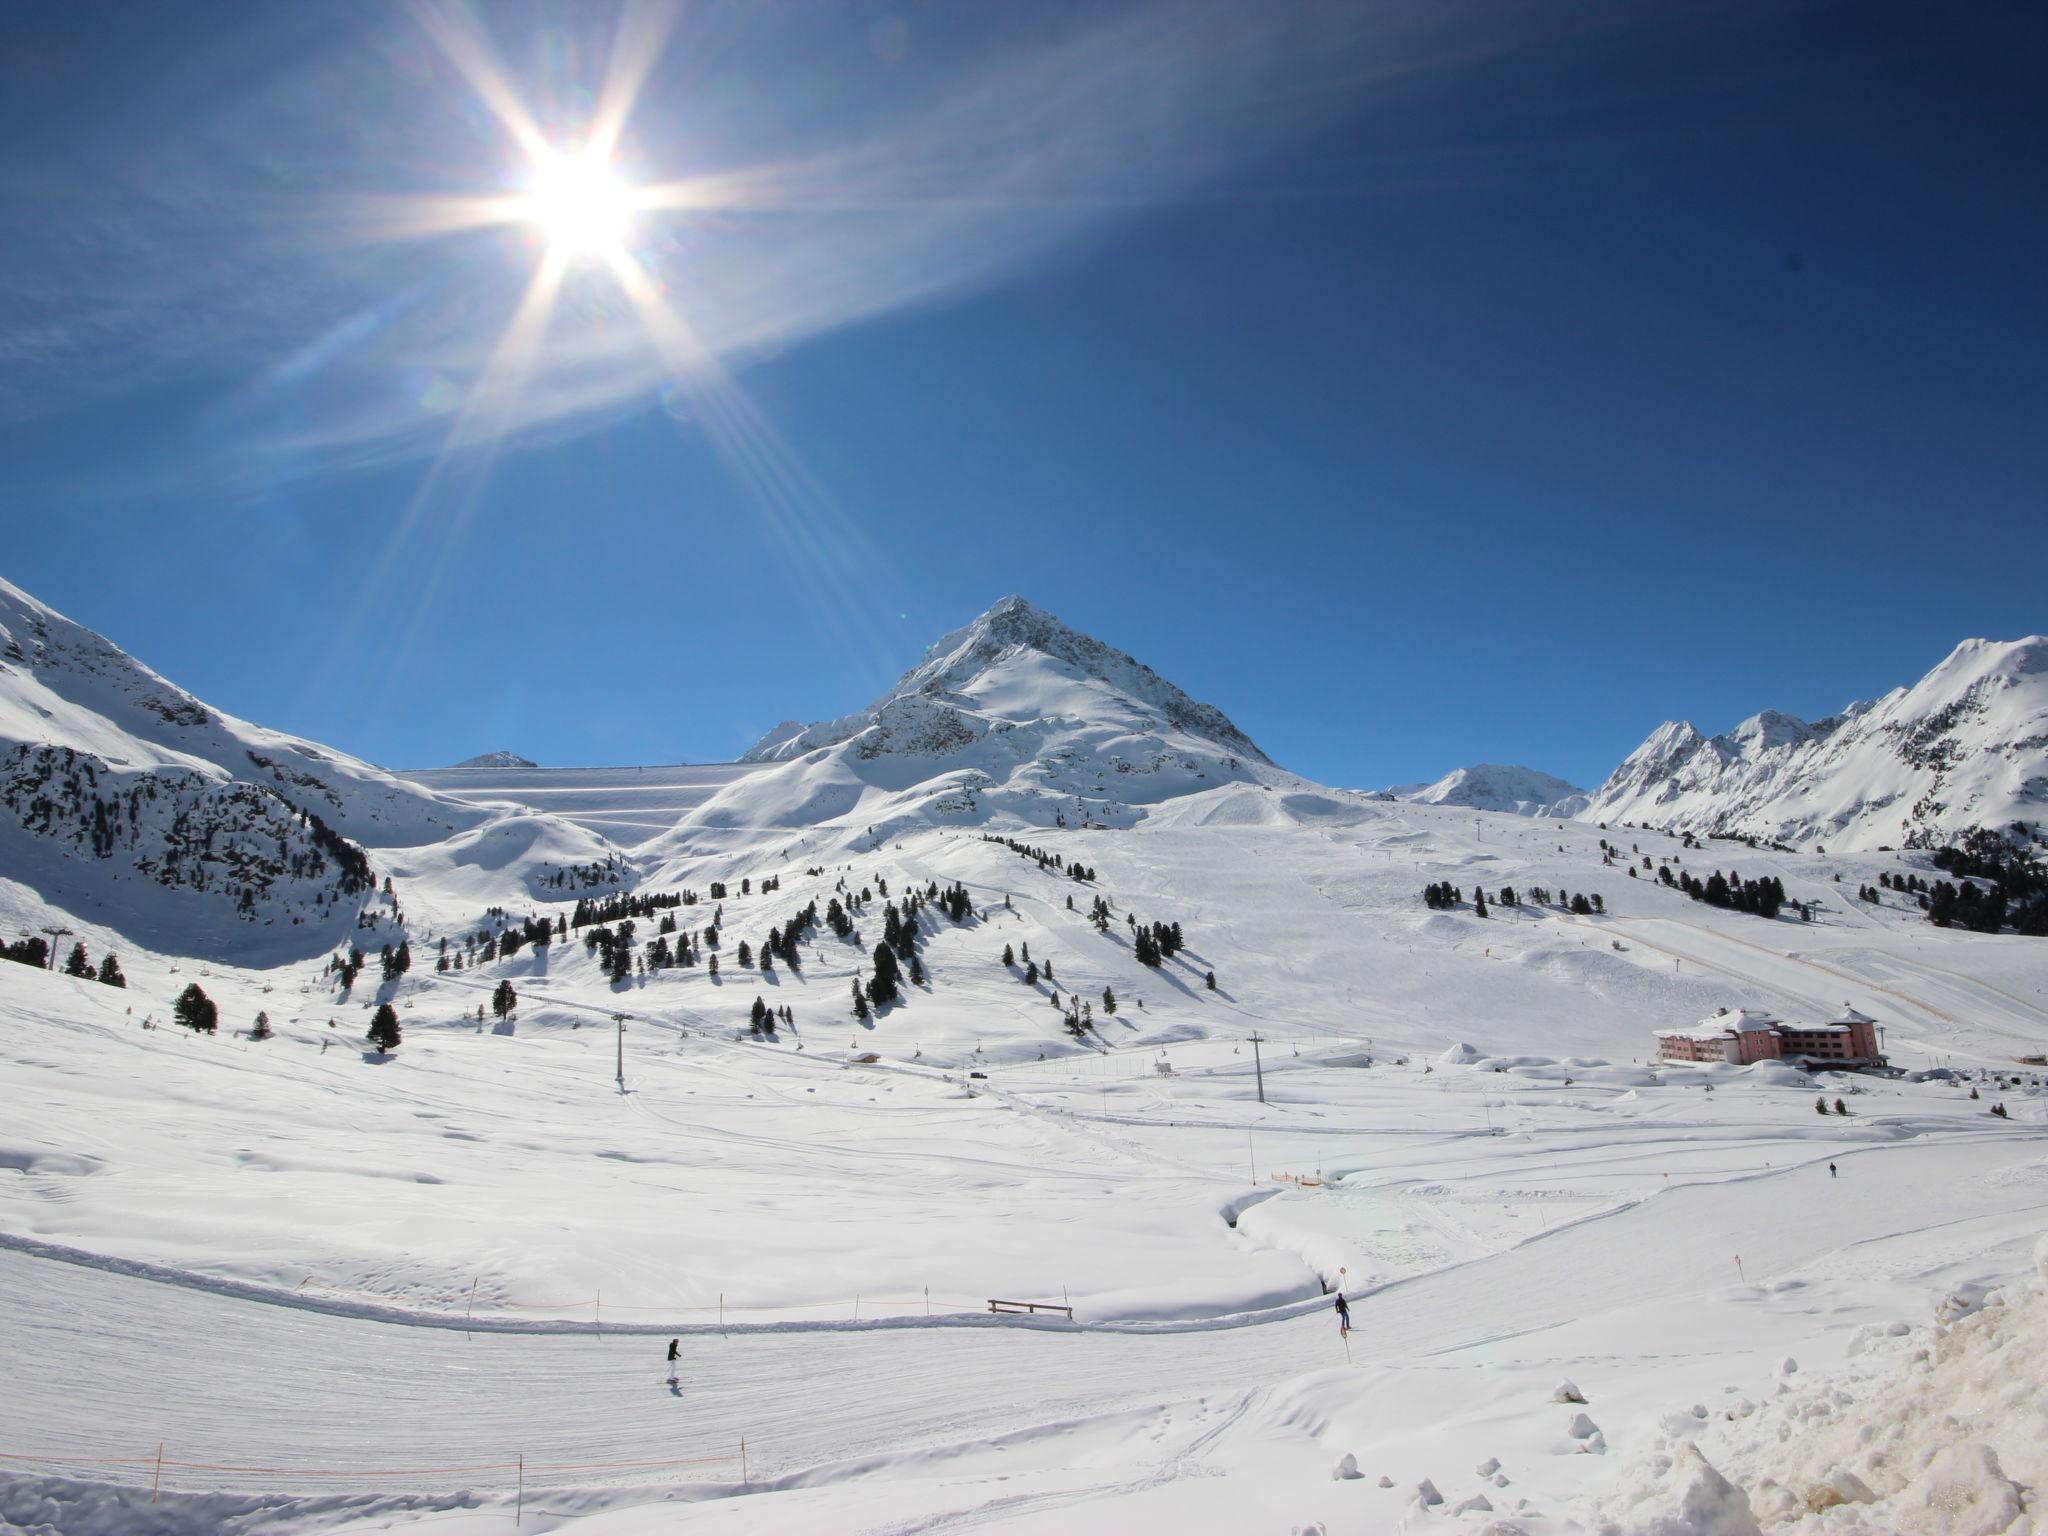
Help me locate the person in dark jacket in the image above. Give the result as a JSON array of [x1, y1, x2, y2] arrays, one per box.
[[1334, 1293, 1351, 1333]]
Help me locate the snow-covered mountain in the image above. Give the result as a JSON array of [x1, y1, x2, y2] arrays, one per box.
[[683, 597, 1286, 836], [0, 579, 614, 959], [447, 751, 537, 769], [1399, 764, 1588, 818], [1581, 636, 2048, 851]]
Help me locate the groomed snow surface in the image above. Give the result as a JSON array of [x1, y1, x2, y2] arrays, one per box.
[[5, 795, 2048, 1534], [4, 584, 2047, 1532]]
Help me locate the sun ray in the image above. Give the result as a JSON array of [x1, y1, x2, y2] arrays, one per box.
[[587, 0, 680, 163], [409, 0, 552, 167], [603, 250, 900, 677]]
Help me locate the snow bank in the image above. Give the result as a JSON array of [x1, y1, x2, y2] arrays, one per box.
[[1593, 1234, 2048, 1534]]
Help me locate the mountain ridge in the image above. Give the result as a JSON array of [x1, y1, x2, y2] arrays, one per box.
[[1580, 635, 2048, 850]]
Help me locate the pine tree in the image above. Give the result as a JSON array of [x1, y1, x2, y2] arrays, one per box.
[[250, 1011, 273, 1041], [1024, 959, 1039, 985], [174, 983, 218, 1034], [1102, 986, 1117, 1015], [908, 952, 925, 985], [852, 988, 870, 1022], [750, 995, 767, 1031], [1002, 944, 1015, 967], [867, 943, 901, 1008], [1205, 970, 1216, 990], [492, 979, 517, 1019], [367, 1003, 401, 1052], [62, 941, 91, 978], [96, 952, 126, 988]]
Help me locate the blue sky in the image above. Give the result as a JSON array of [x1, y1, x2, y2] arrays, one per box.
[[1, 0, 2043, 789]]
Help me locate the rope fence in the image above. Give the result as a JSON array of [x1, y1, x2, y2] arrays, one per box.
[[0, 1444, 746, 1520], [288, 1273, 983, 1325]]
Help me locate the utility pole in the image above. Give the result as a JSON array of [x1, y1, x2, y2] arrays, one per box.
[[1248, 1032, 1266, 1105], [612, 1012, 629, 1088]]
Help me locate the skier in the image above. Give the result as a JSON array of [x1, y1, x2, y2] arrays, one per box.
[[1828, 1162, 1838, 1178], [666, 1338, 680, 1379], [1334, 1293, 1351, 1335]]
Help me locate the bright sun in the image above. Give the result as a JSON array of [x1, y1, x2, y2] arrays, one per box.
[[518, 147, 636, 259]]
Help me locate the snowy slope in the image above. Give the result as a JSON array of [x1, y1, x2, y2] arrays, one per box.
[[0, 578, 617, 960], [1581, 636, 2048, 851], [1402, 763, 1589, 817], [447, 751, 537, 769], [660, 597, 1291, 841]]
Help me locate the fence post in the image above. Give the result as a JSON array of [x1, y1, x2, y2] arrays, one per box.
[[853, 1293, 859, 1321], [466, 1275, 478, 1337], [595, 1288, 601, 1334], [741, 1434, 748, 1485], [516, 1451, 524, 1526], [151, 1442, 163, 1503]]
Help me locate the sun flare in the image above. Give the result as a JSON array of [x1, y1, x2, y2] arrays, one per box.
[[517, 147, 636, 259]]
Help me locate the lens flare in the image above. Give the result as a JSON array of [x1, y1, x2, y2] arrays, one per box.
[[518, 147, 636, 259]]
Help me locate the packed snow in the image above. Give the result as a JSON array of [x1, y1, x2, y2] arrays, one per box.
[[2, 584, 2045, 1534]]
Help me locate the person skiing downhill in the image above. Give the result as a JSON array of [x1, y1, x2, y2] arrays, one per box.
[[1828, 1162, 1838, 1178], [666, 1338, 680, 1379], [1334, 1293, 1351, 1334]]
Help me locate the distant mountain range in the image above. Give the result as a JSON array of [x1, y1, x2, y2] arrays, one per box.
[[3, 573, 2041, 959], [1387, 764, 1589, 819], [1582, 636, 2048, 851]]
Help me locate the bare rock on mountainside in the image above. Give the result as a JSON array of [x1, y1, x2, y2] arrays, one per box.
[[0, 579, 610, 961]]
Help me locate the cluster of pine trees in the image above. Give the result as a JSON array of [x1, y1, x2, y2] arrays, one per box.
[[15, 938, 130, 987], [1925, 832, 2048, 935], [1129, 917, 1183, 967], [537, 853, 628, 891], [1001, 940, 1056, 987], [1423, 882, 1603, 916], [747, 997, 794, 1036], [980, 833, 1096, 883], [1664, 867, 1785, 919], [571, 890, 692, 928]]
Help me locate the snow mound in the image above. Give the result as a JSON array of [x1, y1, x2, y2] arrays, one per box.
[[1593, 1239, 2048, 1534], [1596, 1442, 1763, 1536]]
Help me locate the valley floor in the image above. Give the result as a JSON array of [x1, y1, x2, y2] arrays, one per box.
[[5, 794, 2046, 1532]]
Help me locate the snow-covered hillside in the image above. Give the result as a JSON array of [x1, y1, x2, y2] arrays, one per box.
[[447, 751, 537, 769], [1401, 763, 1589, 817], [1582, 636, 2048, 851], [0, 580, 619, 960], [6, 577, 2048, 1536], [668, 597, 1290, 840]]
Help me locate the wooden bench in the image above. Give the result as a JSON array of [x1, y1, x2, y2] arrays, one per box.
[[988, 1298, 1074, 1320]]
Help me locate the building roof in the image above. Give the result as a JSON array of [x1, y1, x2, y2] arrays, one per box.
[[1829, 1006, 1877, 1026]]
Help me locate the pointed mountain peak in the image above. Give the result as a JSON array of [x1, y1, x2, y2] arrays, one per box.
[[742, 598, 1270, 767]]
